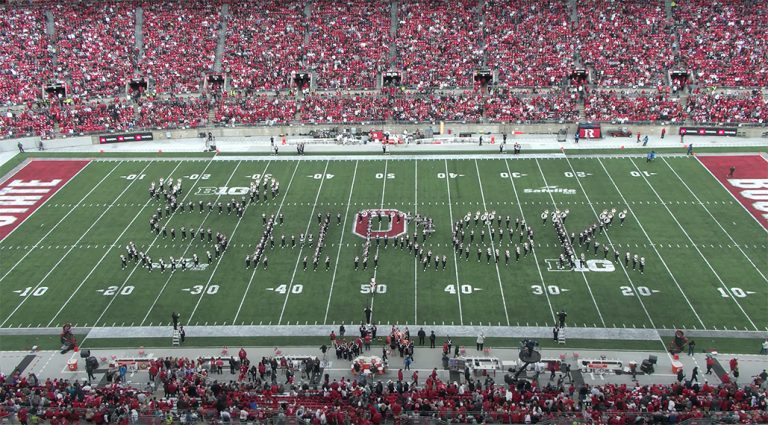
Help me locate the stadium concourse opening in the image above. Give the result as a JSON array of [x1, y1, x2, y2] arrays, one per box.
[[0, 0, 767, 422]]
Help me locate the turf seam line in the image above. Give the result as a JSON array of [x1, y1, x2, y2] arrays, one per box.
[[661, 157, 767, 285], [443, 159, 464, 325], [367, 158, 389, 325], [233, 161, 300, 325], [277, 160, 331, 325], [0, 160, 97, 282], [188, 160, 268, 323], [627, 158, 759, 331], [595, 158, 706, 329], [2, 161, 149, 327], [46, 161, 185, 326], [473, 159, 510, 326], [503, 159, 556, 324], [534, 158, 606, 326], [322, 160, 359, 325]]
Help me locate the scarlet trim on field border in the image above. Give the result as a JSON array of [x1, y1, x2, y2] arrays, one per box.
[[697, 155, 768, 231], [0, 160, 90, 241]]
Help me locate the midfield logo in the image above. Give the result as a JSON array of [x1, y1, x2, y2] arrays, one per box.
[[523, 185, 576, 195]]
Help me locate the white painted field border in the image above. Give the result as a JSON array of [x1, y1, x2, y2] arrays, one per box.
[[413, 160, 418, 324], [47, 162, 185, 326], [187, 161, 273, 322], [141, 161, 245, 325], [596, 158, 706, 329], [562, 156, 681, 338], [277, 161, 331, 325], [472, 159, 510, 326], [0, 161, 111, 284], [502, 159, 556, 323], [693, 155, 768, 234], [367, 159, 389, 324], [627, 158, 758, 331], [533, 158, 606, 326], [233, 160, 301, 324], [322, 160, 360, 325], [443, 159, 464, 325], [1, 161, 153, 327], [86, 158, 219, 331], [661, 157, 767, 284]]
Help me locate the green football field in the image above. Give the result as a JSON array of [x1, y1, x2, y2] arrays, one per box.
[[0, 154, 766, 334]]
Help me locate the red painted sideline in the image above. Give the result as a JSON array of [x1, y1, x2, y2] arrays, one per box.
[[0, 160, 90, 241], [697, 155, 768, 230]]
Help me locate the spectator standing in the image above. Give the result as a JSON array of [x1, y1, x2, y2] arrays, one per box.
[[687, 143, 694, 155], [761, 339, 768, 354], [179, 325, 185, 344], [429, 330, 436, 348], [687, 339, 695, 356], [17, 142, 24, 153], [661, 128, 666, 139], [418, 328, 426, 345], [476, 333, 485, 351]]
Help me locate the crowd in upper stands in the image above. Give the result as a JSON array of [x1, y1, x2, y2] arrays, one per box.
[[0, 0, 767, 139]]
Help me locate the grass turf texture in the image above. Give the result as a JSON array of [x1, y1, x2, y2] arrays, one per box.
[[0, 156, 766, 335]]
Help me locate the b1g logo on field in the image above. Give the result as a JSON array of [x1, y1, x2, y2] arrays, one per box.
[[544, 258, 615, 273], [352, 209, 408, 239], [195, 186, 249, 196]]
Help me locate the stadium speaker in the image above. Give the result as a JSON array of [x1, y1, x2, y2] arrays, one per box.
[[648, 355, 658, 365], [80, 349, 91, 358]]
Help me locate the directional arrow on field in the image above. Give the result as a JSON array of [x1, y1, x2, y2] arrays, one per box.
[[96, 289, 104, 293], [652, 290, 661, 293], [561, 288, 570, 292], [474, 288, 483, 291], [746, 291, 756, 295], [181, 288, 191, 292], [265, 288, 274, 291], [12, 290, 21, 293]]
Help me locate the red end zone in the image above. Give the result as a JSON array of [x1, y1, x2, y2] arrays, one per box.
[[697, 155, 768, 230], [0, 160, 90, 241]]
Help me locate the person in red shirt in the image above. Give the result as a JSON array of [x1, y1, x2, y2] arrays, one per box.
[[397, 369, 403, 382], [412, 370, 419, 386], [729, 357, 738, 373]]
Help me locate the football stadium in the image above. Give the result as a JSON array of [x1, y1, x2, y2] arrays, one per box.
[[0, 0, 767, 423]]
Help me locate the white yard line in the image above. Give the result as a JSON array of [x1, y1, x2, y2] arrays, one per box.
[[694, 156, 768, 234], [141, 161, 245, 325], [322, 160, 359, 324], [87, 158, 219, 330], [367, 159, 389, 324], [562, 157, 666, 333], [413, 160, 418, 325], [277, 161, 331, 325], [533, 158, 606, 326], [47, 162, 184, 326], [503, 159, 556, 324], [187, 161, 272, 322], [596, 158, 706, 329], [627, 158, 758, 331], [0, 161, 113, 284], [1, 161, 154, 327], [472, 159, 510, 326], [443, 159, 464, 325], [662, 157, 768, 285], [232, 161, 301, 324]]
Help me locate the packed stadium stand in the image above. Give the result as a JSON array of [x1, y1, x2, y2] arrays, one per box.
[[0, 0, 767, 139]]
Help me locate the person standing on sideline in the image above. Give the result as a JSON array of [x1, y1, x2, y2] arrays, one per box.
[[705, 355, 715, 374], [404, 355, 412, 370], [690, 366, 699, 383], [171, 312, 180, 330], [363, 306, 372, 325], [339, 324, 346, 337], [553, 327, 559, 342], [179, 326, 186, 344], [476, 333, 485, 351], [557, 310, 567, 328], [687, 143, 694, 155], [688, 339, 696, 356], [642, 135, 649, 146], [429, 331, 436, 348], [761, 338, 768, 354], [728, 166, 736, 178], [729, 357, 738, 374], [661, 128, 666, 139], [418, 328, 426, 345], [17, 142, 24, 153]]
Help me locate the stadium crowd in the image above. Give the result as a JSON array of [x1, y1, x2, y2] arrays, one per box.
[[1, 0, 767, 139], [1, 342, 766, 424]]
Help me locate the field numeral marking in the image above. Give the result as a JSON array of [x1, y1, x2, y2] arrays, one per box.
[[444, 284, 476, 295], [250, 173, 272, 180], [717, 287, 754, 298], [375, 173, 395, 179], [564, 171, 590, 178], [531, 284, 564, 295], [274, 284, 303, 294], [15, 287, 48, 297], [101, 285, 134, 296], [122, 174, 146, 180], [185, 174, 211, 180], [360, 284, 387, 294], [309, 174, 334, 180], [620, 286, 657, 297], [437, 173, 462, 179], [630, 171, 656, 177], [189, 285, 219, 295], [500, 172, 525, 179]]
